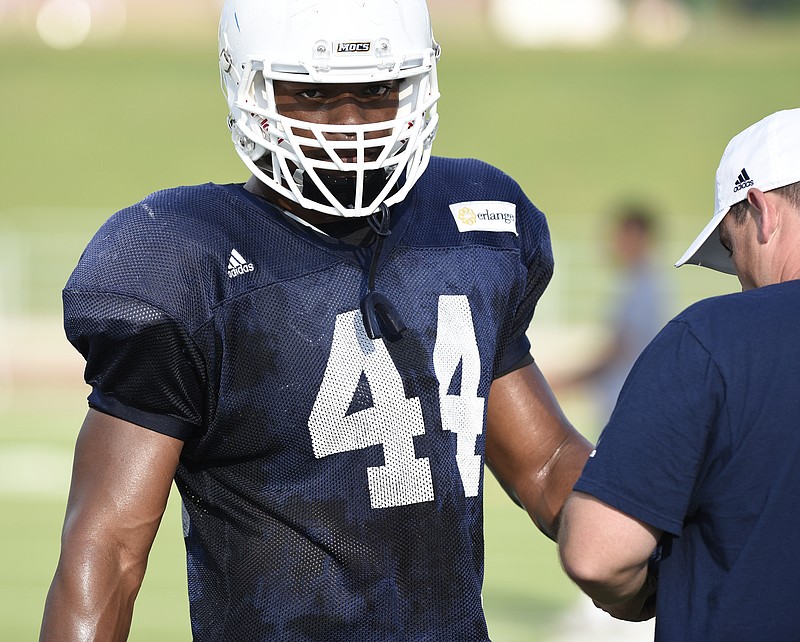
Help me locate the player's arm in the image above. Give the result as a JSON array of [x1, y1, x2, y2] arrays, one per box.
[[558, 491, 662, 621], [40, 409, 183, 642], [485, 361, 593, 541]]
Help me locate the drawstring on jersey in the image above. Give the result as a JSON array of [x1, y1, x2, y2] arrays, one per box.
[[360, 202, 407, 341]]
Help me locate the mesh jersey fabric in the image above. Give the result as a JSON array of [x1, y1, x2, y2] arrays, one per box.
[[63, 156, 554, 641], [576, 280, 800, 641]]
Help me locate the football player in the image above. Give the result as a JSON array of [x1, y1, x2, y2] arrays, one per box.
[[40, 1, 592, 640]]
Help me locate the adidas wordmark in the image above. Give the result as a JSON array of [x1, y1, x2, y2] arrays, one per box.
[[228, 248, 255, 279]]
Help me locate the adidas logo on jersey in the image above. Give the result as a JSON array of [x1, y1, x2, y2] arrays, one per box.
[[227, 248, 255, 279], [733, 167, 754, 193]]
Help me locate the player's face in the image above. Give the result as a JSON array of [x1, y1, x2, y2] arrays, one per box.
[[273, 80, 400, 165]]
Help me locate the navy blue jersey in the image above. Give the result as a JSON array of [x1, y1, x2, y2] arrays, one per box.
[[63, 156, 554, 641], [576, 280, 800, 641]]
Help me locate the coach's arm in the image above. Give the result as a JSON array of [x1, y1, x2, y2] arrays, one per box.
[[485, 361, 593, 541], [40, 409, 183, 642], [558, 491, 662, 621]]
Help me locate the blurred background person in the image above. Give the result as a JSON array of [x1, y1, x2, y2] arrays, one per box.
[[553, 203, 673, 428]]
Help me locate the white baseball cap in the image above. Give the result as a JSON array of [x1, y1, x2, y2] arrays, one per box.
[[675, 108, 800, 274]]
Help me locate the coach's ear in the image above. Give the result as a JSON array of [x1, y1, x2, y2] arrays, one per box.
[[746, 188, 777, 245]]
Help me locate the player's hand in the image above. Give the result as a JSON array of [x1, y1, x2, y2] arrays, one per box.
[[593, 570, 657, 622]]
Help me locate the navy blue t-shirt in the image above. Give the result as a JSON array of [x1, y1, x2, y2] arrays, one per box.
[[576, 280, 800, 641], [62, 156, 554, 641]]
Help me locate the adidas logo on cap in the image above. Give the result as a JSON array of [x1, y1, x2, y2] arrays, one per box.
[[227, 248, 255, 279], [733, 167, 754, 193]]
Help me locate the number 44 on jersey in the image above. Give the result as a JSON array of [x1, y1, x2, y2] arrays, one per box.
[[309, 295, 485, 509]]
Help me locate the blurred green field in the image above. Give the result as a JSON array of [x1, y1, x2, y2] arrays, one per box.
[[2, 10, 800, 641]]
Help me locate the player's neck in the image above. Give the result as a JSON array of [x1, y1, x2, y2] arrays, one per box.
[[244, 175, 375, 246], [244, 175, 342, 229]]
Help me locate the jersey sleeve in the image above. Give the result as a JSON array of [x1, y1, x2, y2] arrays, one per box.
[[574, 319, 724, 535], [493, 192, 554, 377], [63, 289, 207, 440]]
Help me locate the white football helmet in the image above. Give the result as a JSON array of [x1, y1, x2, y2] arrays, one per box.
[[219, 0, 440, 218]]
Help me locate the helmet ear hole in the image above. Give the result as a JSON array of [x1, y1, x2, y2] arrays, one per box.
[[218, 0, 440, 218], [219, 49, 233, 75]]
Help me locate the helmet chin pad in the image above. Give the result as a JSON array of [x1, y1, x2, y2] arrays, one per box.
[[299, 169, 396, 212]]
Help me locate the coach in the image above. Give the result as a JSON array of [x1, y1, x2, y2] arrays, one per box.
[[558, 108, 800, 641]]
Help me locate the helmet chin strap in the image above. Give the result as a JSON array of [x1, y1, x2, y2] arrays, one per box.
[[359, 202, 407, 342]]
